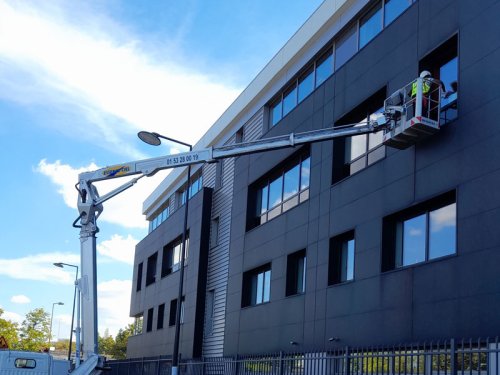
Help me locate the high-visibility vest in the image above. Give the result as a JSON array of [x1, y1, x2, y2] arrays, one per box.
[[411, 80, 431, 97]]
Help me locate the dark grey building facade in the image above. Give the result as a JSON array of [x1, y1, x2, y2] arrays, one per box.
[[128, 0, 500, 359]]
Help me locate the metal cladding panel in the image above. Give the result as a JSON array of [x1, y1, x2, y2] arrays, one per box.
[[202, 109, 264, 357]]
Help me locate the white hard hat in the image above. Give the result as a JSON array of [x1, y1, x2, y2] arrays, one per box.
[[420, 70, 431, 78]]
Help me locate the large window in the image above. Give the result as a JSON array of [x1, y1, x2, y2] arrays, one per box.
[[149, 201, 170, 233], [146, 307, 154, 332], [161, 235, 189, 277], [419, 35, 459, 124], [242, 264, 271, 307], [169, 297, 185, 326], [157, 303, 165, 330], [248, 151, 310, 230], [180, 173, 203, 206], [133, 314, 143, 335], [146, 252, 158, 286], [333, 88, 386, 183], [286, 250, 306, 296], [136, 262, 143, 292], [329, 231, 355, 285], [382, 191, 456, 271], [268, 0, 416, 128]]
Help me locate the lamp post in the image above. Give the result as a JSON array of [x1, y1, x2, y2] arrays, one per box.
[[49, 302, 64, 348], [138, 131, 192, 375], [54, 262, 79, 361]]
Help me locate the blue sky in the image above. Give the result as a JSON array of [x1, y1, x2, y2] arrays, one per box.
[[0, 0, 323, 339]]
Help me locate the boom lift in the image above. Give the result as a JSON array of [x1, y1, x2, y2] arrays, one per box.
[[0, 76, 441, 374]]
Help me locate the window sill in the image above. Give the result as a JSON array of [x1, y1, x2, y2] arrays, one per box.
[[332, 155, 386, 187], [285, 291, 305, 298], [382, 252, 457, 274], [328, 279, 354, 288], [241, 301, 271, 310]]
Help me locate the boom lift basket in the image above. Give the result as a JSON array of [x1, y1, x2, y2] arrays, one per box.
[[383, 77, 441, 149]]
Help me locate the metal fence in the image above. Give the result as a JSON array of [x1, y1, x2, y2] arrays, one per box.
[[107, 337, 499, 375]]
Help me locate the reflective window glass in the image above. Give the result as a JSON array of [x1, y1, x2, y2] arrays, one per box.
[[283, 86, 297, 116], [316, 50, 333, 86], [368, 109, 385, 149], [298, 68, 314, 102], [345, 239, 355, 281], [283, 164, 300, 200], [268, 176, 283, 209], [384, 0, 412, 26], [429, 203, 456, 259], [256, 272, 264, 304], [403, 214, 427, 266], [300, 157, 311, 190], [263, 270, 271, 303], [440, 57, 458, 107], [335, 26, 358, 70], [260, 185, 269, 214], [271, 100, 282, 127], [347, 132, 367, 162], [359, 2, 383, 48]]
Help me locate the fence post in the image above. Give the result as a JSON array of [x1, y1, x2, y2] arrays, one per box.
[[450, 339, 456, 375], [234, 354, 239, 375], [345, 347, 350, 375], [278, 351, 284, 375]]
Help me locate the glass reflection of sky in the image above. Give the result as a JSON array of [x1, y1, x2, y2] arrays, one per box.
[[284, 164, 300, 200], [403, 213, 426, 266], [429, 203, 456, 259], [440, 57, 458, 107]]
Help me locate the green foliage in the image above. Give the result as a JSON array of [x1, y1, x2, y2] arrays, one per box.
[[17, 308, 50, 352], [0, 308, 19, 348], [109, 323, 134, 359]]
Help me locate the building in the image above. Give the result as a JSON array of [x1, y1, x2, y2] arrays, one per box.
[[127, 0, 500, 359]]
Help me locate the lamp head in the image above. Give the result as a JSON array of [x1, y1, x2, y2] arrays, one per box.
[[53, 262, 63, 268], [138, 131, 161, 146]]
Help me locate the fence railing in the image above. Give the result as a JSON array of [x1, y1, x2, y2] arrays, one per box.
[[107, 337, 499, 375]]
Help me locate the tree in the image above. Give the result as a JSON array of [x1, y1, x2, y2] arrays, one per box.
[[98, 333, 115, 357], [109, 324, 134, 359], [0, 308, 19, 348], [18, 308, 50, 352]]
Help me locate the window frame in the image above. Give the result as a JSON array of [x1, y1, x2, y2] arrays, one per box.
[[286, 249, 307, 296], [157, 303, 165, 330], [242, 263, 272, 307], [145, 252, 158, 287], [146, 307, 154, 332], [382, 191, 457, 272], [329, 230, 356, 286], [161, 235, 189, 278], [136, 262, 143, 292]]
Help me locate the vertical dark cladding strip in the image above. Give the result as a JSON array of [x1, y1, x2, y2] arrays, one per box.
[[193, 187, 213, 357]]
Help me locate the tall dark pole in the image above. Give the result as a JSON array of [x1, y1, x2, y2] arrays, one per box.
[[137, 131, 192, 375], [172, 146, 191, 375]]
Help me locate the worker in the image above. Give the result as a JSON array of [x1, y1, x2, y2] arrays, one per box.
[[410, 70, 436, 118]]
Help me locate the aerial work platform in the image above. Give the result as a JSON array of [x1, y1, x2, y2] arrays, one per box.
[[383, 77, 442, 149]]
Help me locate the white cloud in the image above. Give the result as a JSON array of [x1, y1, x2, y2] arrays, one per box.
[[98, 279, 133, 337], [430, 203, 456, 232], [11, 295, 31, 304], [0, 1, 241, 158], [97, 234, 137, 265], [408, 228, 423, 237], [0, 252, 79, 284], [1, 310, 23, 324], [36, 159, 165, 229]]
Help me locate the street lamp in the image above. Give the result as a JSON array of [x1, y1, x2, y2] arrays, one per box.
[[49, 302, 64, 348], [138, 131, 192, 375], [54, 262, 79, 361]]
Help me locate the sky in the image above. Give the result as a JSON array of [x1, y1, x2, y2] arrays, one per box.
[[0, 0, 324, 340]]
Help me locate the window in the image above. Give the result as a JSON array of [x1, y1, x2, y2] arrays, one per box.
[[205, 290, 215, 335], [382, 191, 456, 271], [146, 252, 158, 286], [162, 236, 189, 277], [157, 304, 165, 330], [419, 35, 459, 124], [133, 314, 143, 335], [180, 174, 203, 205], [333, 88, 386, 183], [242, 264, 271, 307], [283, 84, 298, 117], [235, 127, 244, 143], [248, 150, 310, 229], [329, 231, 355, 285], [335, 25, 358, 70], [271, 99, 283, 127], [149, 201, 170, 233], [211, 217, 220, 248], [315, 49, 334, 87], [15, 359, 36, 369], [359, 2, 382, 49], [298, 66, 314, 102], [169, 297, 185, 326], [146, 307, 154, 332], [384, 0, 414, 26], [136, 262, 143, 292], [286, 250, 306, 296]]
